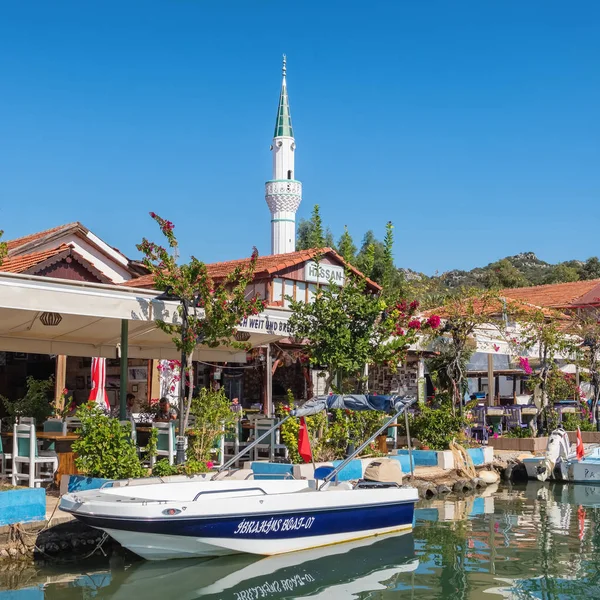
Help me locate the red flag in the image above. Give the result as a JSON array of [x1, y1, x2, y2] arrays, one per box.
[[298, 417, 312, 464], [577, 427, 585, 460]]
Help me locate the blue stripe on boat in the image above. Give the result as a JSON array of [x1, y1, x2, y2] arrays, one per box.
[[72, 501, 414, 540]]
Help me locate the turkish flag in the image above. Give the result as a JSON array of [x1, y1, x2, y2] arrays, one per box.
[[298, 417, 312, 464], [577, 427, 585, 460]]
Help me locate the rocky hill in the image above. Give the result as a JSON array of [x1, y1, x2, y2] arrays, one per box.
[[405, 252, 600, 292]]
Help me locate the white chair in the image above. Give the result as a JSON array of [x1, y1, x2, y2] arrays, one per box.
[[253, 419, 288, 462], [151, 422, 176, 466], [18, 417, 36, 426], [0, 435, 11, 480], [65, 417, 82, 431], [12, 424, 58, 488]]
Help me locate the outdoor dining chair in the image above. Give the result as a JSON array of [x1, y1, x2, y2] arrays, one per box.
[[252, 419, 288, 462], [12, 423, 58, 488], [0, 435, 11, 480], [151, 421, 176, 466], [65, 417, 82, 431]]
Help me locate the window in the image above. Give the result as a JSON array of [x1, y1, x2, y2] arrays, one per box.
[[287, 170, 292, 180]]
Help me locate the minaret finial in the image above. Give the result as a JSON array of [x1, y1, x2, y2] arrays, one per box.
[[282, 54, 287, 78]]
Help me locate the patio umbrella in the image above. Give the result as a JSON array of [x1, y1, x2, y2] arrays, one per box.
[[89, 357, 110, 411]]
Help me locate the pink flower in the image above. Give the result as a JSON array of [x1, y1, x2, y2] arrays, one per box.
[[493, 344, 500, 352], [149, 211, 156, 218], [427, 315, 441, 329], [518, 357, 533, 375], [408, 319, 422, 330], [62, 388, 69, 396], [410, 300, 420, 310], [206, 461, 214, 470]]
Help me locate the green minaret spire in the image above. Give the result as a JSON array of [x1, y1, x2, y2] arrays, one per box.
[[274, 55, 294, 138]]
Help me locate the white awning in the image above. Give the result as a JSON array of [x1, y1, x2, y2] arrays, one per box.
[[0, 273, 290, 361]]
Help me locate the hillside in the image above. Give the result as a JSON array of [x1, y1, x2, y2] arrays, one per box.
[[404, 252, 600, 293]]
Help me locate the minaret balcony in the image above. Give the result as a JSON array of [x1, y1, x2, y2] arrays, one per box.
[[265, 179, 302, 213]]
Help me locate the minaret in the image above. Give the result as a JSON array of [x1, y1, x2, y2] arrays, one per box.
[[265, 55, 302, 255]]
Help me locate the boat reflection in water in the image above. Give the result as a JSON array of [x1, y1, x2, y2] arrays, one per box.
[[104, 531, 417, 599]]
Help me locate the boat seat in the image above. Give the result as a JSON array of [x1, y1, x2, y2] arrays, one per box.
[[324, 481, 353, 491]]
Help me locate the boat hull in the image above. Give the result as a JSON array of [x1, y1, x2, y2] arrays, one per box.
[[70, 500, 415, 560]]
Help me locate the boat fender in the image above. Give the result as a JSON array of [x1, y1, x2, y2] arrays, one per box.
[[436, 484, 452, 496], [453, 479, 474, 494], [478, 470, 500, 485]]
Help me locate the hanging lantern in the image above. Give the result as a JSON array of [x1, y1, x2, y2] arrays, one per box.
[[39, 312, 62, 327], [234, 331, 251, 342]]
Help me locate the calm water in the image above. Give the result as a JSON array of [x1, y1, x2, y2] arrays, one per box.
[[3, 482, 600, 599]]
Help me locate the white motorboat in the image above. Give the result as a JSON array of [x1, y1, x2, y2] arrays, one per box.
[[522, 427, 600, 484], [568, 447, 600, 484], [60, 394, 419, 560], [522, 428, 575, 481]]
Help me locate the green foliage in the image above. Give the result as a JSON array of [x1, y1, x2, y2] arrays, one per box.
[[186, 388, 237, 463], [561, 411, 595, 432], [288, 276, 439, 393], [544, 264, 580, 284], [137, 213, 265, 435], [504, 427, 534, 438], [152, 458, 210, 477], [1, 376, 55, 425], [296, 205, 335, 250], [0, 229, 6, 266], [426, 289, 500, 413], [580, 257, 600, 280], [409, 404, 468, 450], [277, 391, 386, 462], [337, 225, 357, 264], [483, 258, 529, 289], [72, 404, 145, 479]]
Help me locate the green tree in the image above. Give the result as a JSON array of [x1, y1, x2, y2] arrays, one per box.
[[506, 306, 576, 429], [0, 229, 6, 266], [288, 276, 441, 393], [544, 264, 580, 284], [296, 205, 334, 250], [580, 257, 600, 280], [570, 310, 600, 428], [336, 225, 357, 264], [137, 213, 265, 436], [426, 289, 502, 415], [483, 259, 529, 289]]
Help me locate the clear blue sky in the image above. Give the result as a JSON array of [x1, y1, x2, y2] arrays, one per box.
[[1, 1, 598, 275]]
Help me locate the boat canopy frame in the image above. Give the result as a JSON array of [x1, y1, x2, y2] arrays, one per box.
[[213, 394, 417, 487]]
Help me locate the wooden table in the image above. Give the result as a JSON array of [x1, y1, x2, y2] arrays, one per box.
[[3, 432, 79, 485]]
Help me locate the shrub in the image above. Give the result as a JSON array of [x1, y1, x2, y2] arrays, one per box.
[[409, 404, 467, 450], [186, 388, 237, 463], [277, 390, 386, 462], [1, 376, 55, 425], [72, 404, 145, 479], [152, 458, 211, 477]]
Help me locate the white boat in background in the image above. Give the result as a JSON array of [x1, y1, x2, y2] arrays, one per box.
[[522, 427, 600, 484], [60, 394, 419, 560], [569, 447, 600, 484]]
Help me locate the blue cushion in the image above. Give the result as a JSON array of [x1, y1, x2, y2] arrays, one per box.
[[396, 449, 437, 467], [331, 459, 363, 481], [251, 462, 294, 480]]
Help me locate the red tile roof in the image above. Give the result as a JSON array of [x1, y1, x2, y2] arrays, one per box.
[[124, 248, 381, 291], [501, 280, 600, 309], [0, 244, 71, 273], [6, 222, 83, 252]]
